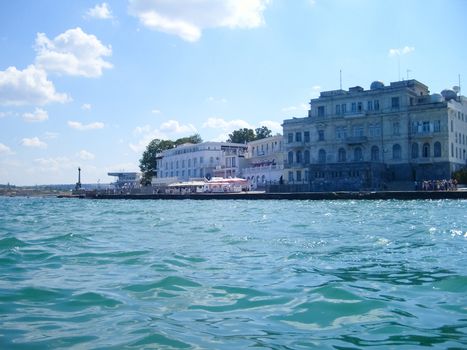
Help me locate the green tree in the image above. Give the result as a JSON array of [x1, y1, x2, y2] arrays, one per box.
[[453, 167, 467, 184], [255, 126, 272, 140], [139, 134, 203, 185], [227, 128, 256, 143]]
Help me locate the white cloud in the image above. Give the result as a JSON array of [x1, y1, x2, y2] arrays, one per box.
[[151, 109, 161, 114], [34, 156, 73, 172], [202, 117, 253, 130], [160, 119, 197, 133], [86, 2, 113, 19], [81, 103, 92, 110], [281, 103, 308, 113], [133, 124, 152, 134], [44, 131, 59, 139], [21, 137, 47, 148], [35, 27, 113, 78], [0, 143, 13, 155], [77, 150, 95, 160], [129, 128, 166, 153], [23, 108, 49, 122], [207, 96, 227, 103], [259, 120, 282, 134], [68, 121, 105, 130], [389, 46, 415, 57], [0, 65, 70, 106], [128, 0, 270, 42]]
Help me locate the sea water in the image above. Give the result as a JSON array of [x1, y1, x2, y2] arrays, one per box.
[[0, 197, 466, 349]]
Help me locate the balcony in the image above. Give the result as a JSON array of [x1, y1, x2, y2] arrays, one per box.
[[346, 136, 368, 145]]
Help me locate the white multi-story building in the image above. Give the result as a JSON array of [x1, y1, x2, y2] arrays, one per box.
[[241, 135, 285, 187], [282, 79, 467, 191], [155, 142, 248, 182]]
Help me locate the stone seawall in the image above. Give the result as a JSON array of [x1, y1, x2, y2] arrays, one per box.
[[84, 191, 467, 200]]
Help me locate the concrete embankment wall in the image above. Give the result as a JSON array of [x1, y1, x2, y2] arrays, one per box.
[[85, 191, 467, 200]]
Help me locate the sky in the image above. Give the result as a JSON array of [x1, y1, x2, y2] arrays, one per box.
[[1, 0, 466, 185]]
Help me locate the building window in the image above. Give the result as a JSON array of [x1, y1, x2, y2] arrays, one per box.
[[295, 132, 302, 142], [188, 159, 191, 167], [341, 104, 347, 114], [451, 143, 454, 157], [288, 171, 293, 182], [287, 133, 293, 143], [288, 151, 294, 165], [393, 121, 400, 135], [423, 121, 430, 133], [318, 130, 325, 141], [391, 97, 400, 109], [411, 143, 419, 159], [422, 143, 430, 158], [296, 150, 302, 164], [434, 142, 441, 157], [304, 131, 310, 142], [352, 125, 364, 137], [304, 150, 310, 164], [338, 148, 346, 162], [434, 120, 441, 132], [357, 102, 362, 112], [369, 123, 381, 137], [317, 106, 325, 117], [336, 104, 341, 115], [371, 146, 379, 161], [354, 147, 363, 161], [451, 120, 454, 132], [367, 100, 373, 111], [351, 102, 356, 113], [336, 126, 347, 139], [296, 170, 302, 182], [392, 144, 401, 160], [374, 100, 380, 110], [318, 149, 326, 163], [304, 170, 309, 182]]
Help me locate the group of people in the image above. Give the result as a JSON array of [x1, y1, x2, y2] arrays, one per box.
[[415, 179, 458, 191]]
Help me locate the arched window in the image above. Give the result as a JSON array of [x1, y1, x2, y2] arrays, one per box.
[[411, 143, 419, 159], [261, 175, 266, 184], [288, 151, 294, 165], [422, 143, 430, 158], [354, 147, 363, 161], [371, 146, 379, 161], [296, 150, 302, 164], [304, 150, 310, 164], [434, 142, 441, 157], [318, 149, 326, 163], [338, 148, 346, 162], [392, 144, 401, 160]]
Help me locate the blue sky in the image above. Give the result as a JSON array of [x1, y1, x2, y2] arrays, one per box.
[[1, 0, 466, 185]]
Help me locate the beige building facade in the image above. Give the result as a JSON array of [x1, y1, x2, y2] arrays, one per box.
[[282, 79, 467, 191]]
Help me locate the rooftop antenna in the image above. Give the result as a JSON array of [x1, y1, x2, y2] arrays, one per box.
[[339, 69, 342, 90]]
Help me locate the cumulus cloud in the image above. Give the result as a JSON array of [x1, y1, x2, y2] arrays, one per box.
[[81, 103, 92, 110], [35, 27, 113, 78], [160, 119, 197, 133], [34, 156, 73, 171], [21, 137, 47, 148], [68, 121, 105, 130], [258, 120, 282, 134], [0, 65, 70, 106], [23, 108, 49, 122], [128, 0, 270, 42], [77, 150, 95, 160], [129, 127, 166, 153], [389, 46, 415, 57], [0, 143, 13, 155], [86, 2, 113, 19], [202, 117, 253, 130]]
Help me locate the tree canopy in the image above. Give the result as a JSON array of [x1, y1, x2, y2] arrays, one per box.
[[227, 126, 272, 143], [139, 134, 202, 185]]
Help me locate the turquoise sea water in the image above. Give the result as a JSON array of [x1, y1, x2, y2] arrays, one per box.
[[0, 197, 466, 349]]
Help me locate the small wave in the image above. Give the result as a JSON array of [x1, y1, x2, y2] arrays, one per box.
[[124, 276, 201, 293], [0, 237, 28, 250]]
